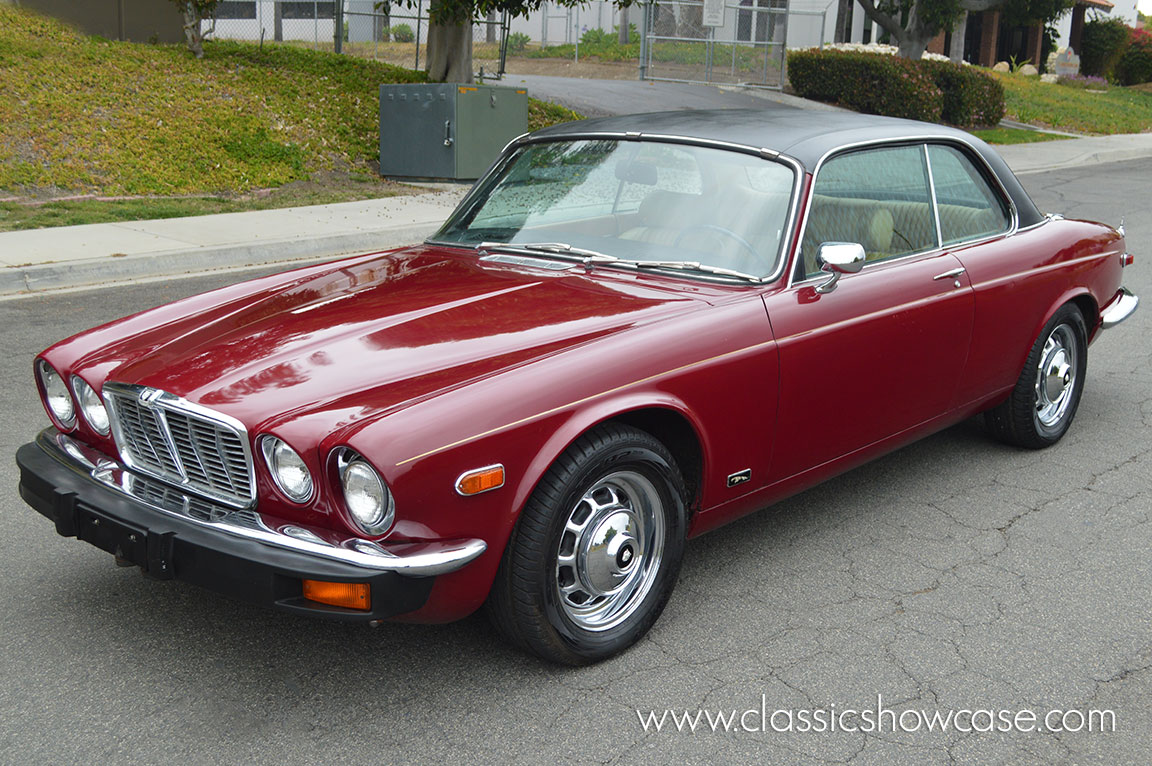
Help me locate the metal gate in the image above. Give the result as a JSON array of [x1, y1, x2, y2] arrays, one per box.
[[209, 2, 511, 79], [640, 0, 794, 89]]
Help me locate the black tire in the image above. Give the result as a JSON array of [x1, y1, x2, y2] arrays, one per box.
[[486, 423, 687, 665], [985, 303, 1088, 449]]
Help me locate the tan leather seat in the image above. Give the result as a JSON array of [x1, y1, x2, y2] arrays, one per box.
[[621, 187, 785, 274], [938, 203, 1003, 242], [619, 191, 706, 246], [801, 195, 896, 276]]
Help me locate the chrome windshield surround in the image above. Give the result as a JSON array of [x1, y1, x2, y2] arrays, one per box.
[[787, 136, 1021, 289], [431, 131, 806, 286], [103, 381, 256, 509], [45, 431, 487, 576]]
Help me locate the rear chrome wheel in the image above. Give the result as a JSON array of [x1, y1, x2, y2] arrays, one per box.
[[986, 304, 1088, 449], [487, 423, 686, 665], [1034, 323, 1078, 430]]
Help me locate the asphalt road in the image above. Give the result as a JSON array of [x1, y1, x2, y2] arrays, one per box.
[[505, 73, 793, 117], [1, 160, 1149, 765]]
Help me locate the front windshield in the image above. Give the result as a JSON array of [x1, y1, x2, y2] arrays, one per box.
[[432, 139, 796, 279]]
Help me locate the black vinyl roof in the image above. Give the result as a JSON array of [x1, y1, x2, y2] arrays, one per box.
[[528, 109, 1043, 228]]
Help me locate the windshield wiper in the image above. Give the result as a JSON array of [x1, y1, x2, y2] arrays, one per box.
[[629, 260, 761, 282], [477, 241, 617, 265], [477, 242, 761, 282]]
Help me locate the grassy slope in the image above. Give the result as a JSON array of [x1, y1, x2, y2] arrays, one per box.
[[969, 127, 1071, 145], [992, 72, 1152, 134], [0, 6, 579, 199]]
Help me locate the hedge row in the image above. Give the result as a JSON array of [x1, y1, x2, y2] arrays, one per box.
[[1119, 28, 1152, 86], [1081, 19, 1152, 85], [786, 49, 1006, 128], [1080, 18, 1129, 80]]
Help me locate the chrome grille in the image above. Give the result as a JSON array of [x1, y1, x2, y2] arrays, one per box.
[[105, 383, 255, 508]]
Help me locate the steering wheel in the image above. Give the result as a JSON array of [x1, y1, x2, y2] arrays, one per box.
[[672, 224, 761, 266]]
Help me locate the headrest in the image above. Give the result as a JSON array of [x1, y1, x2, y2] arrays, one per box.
[[615, 160, 657, 186]]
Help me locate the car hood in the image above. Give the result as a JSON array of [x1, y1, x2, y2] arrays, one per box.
[[77, 246, 705, 429]]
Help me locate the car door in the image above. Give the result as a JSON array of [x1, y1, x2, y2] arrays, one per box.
[[764, 143, 975, 482], [920, 143, 1031, 407]]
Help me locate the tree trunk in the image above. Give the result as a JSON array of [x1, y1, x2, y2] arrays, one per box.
[[618, 6, 630, 44], [893, 0, 933, 59], [274, 1, 283, 42], [426, 16, 473, 82], [896, 31, 933, 59], [949, 12, 967, 63], [834, 0, 853, 44], [180, 5, 204, 58], [486, 9, 497, 44]]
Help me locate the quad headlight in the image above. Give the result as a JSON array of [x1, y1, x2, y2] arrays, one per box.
[[70, 376, 110, 435], [36, 359, 75, 429], [260, 436, 314, 503], [337, 451, 394, 535]]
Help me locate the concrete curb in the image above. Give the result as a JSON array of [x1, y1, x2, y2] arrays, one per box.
[[0, 222, 442, 296], [997, 145, 1152, 176]]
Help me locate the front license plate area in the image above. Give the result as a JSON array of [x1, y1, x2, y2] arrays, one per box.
[[76, 508, 147, 566]]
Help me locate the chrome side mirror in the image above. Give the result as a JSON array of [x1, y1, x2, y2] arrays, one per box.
[[814, 242, 866, 294]]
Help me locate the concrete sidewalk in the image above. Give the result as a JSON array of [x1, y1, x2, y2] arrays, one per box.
[[2, 132, 1150, 297], [0, 188, 468, 296]]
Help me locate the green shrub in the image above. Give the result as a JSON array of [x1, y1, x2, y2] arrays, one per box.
[[787, 49, 943, 122], [580, 27, 611, 45], [1080, 18, 1129, 80], [919, 59, 1005, 126], [507, 30, 530, 53], [391, 23, 414, 43], [1117, 27, 1152, 85], [787, 50, 1004, 127]]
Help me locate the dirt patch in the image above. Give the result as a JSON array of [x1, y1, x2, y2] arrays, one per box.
[[500, 57, 640, 80]]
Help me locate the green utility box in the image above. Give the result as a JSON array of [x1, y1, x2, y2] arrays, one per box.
[[379, 83, 529, 180]]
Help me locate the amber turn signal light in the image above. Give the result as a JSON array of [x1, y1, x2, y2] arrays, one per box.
[[456, 464, 505, 496], [302, 580, 371, 610]]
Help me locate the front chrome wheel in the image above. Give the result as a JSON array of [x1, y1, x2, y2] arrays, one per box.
[[1035, 323, 1078, 429], [555, 470, 666, 632], [486, 423, 686, 665]]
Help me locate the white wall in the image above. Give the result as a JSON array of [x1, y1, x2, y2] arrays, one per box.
[[209, 1, 336, 42]]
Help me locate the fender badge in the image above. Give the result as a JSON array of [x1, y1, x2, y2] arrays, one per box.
[[727, 469, 751, 488]]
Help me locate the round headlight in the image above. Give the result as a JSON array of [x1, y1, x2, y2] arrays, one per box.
[[340, 456, 394, 535], [260, 436, 313, 503], [71, 376, 110, 435], [37, 360, 75, 428]]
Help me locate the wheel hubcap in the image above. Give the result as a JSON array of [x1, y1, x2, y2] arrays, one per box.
[[1035, 324, 1077, 428], [554, 470, 665, 632]]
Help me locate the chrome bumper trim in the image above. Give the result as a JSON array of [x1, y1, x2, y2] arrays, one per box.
[[45, 432, 486, 576], [1101, 287, 1139, 330]]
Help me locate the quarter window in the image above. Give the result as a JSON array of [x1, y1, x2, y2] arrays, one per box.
[[801, 145, 937, 278], [927, 145, 1012, 245]]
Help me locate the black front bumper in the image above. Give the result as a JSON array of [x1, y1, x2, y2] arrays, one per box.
[[16, 435, 434, 622]]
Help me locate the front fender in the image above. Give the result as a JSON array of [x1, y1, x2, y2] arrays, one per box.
[[344, 296, 779, 621]]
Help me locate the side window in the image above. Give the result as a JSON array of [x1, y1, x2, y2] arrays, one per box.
[[801, 145, 936, 278], [927, 145, 1012, 245]]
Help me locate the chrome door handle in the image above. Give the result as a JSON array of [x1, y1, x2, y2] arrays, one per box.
[[933, 267, 965, 281]]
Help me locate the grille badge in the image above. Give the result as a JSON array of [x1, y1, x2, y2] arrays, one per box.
[[138, 388, 163, 409]]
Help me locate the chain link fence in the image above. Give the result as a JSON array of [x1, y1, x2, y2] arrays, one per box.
[[205, 0, 829, 87], [208, 1, 510, 77]]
